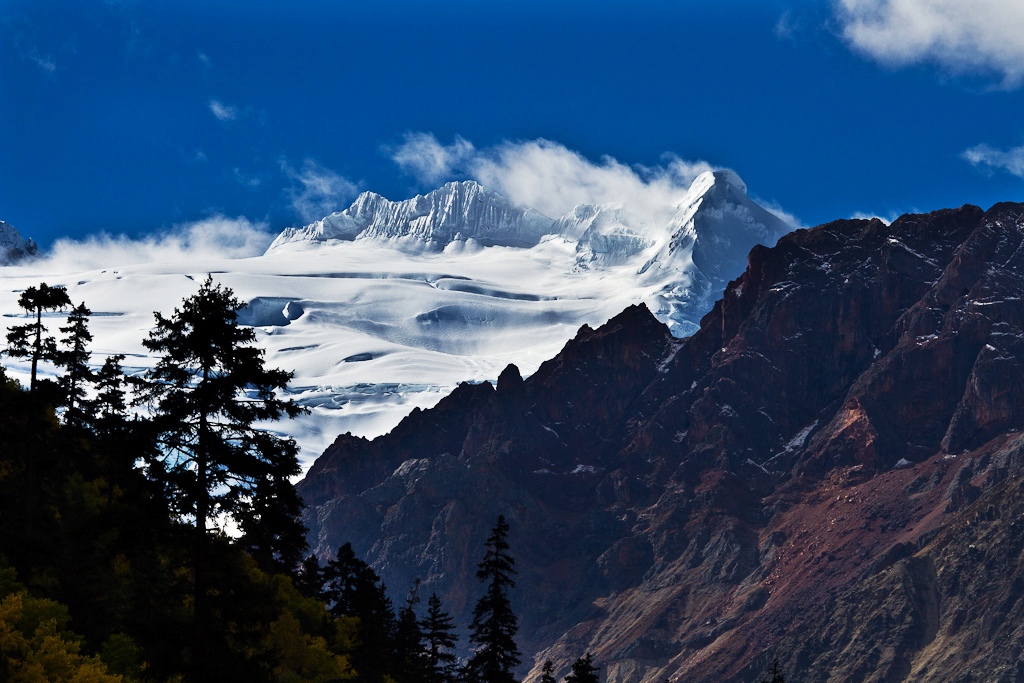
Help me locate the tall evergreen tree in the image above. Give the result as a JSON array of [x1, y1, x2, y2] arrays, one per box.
[[464, 515, 521, 683], [294, 554, 325, 601], [4, 282, 71, 391], [421, 593, 459, 683], [539, 660, 557, 683], [236, 464, 308, 575], [394, 581, 429, 683], [141, 274, 304, 550], [323, 542, 396, 683], [139, 274, 305, 678], [565, 654, 600, 683], [55, 302, 94, 428], [93, 354, 129, 429]]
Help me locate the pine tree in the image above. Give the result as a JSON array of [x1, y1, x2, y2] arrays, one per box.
[[236, 464, 307, 575], [4, 282, 71, 391], [565, 654, 600, 683], [55, 302, 94, 428], [93, 354, 129, 430], [91, 354, 149, 508], [139, 275, 306, 677], [294, 554, 325, 601], [421, 593, 459, 683], [394, 581, 429, 683], [141, 274, 305, 549], [464, 515, 520, 683], [539, 660, 557, 683], [323, 542, 396, 683]]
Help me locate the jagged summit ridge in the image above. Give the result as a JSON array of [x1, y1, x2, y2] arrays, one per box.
[[268, 171, 792, 336], [0, 220, 38, 265], [269, 180, 554, 251]]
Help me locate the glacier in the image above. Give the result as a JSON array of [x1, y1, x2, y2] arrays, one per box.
[[0, 171, 790, 468]]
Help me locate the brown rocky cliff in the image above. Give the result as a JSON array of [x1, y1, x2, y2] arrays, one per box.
[[297, 202, 1024, 683]]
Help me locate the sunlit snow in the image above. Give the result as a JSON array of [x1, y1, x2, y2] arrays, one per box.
[[0, 173, 790, 470]]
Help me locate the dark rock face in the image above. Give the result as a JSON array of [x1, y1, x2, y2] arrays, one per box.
[[298, 202, 1024, 683], [0, 220, 38, 264]]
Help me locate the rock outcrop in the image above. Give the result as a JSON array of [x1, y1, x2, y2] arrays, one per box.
[[0, 220, 38, 264], [298, 202, 1024, 682]]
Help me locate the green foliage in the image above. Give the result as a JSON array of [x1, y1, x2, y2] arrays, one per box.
[[0, 281, 371, 683], [464, 515, 521, 683], [0, 564, 123, 683]]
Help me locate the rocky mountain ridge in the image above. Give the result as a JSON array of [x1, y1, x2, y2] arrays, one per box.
[[298, 201, 1024, 682], [0, 220, 37, 265]]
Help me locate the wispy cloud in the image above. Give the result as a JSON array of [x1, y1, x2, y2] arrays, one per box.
[[850, 210, 902, 225], [281, 159, 360, 223], [208, 99, 238, 121], [774, 11, 798, 41], [962, 144, 1024, 178], [31, 53, 56, 73], [32, 216, 275, 272], [233, 167, 262, 189], [835, 0, 1024, 87], [388, 133, 476, 186], [390, 133, 719, 226], [9, 17, 59, 75]]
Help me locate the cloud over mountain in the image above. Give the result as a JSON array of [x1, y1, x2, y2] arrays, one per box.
[[281, 159, 360, 223], [390, 134, 716, 227], [35, 215, 274, 272]]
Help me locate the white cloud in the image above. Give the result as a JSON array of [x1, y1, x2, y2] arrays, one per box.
[[758, 200, 808, 231], [36, 216, 274, 272], [281, 159, 360, 223], [850, 210, 901, 225], [390, 133, 717, 226], [835, 0, 1024, 87], [962, 144, 1024, 178], [774, 11, 798, 40], [389, 132, 475, 185], [209, 99, 237, 121]]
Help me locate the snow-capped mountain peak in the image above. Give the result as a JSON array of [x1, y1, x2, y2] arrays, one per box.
[[268, 180, 554, 252], [1, 170, 792, 464], [269, 173, 791, 330]]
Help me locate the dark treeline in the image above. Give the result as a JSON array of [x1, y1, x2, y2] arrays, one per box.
[[0, 277, 603, 683]]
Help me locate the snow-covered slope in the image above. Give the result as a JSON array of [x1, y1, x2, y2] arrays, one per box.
[[0, 221, 38, 265], [0, 172, 790, 468]]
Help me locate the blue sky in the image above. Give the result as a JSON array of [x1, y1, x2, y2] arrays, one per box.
[[3, 0, 1024, 249]]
